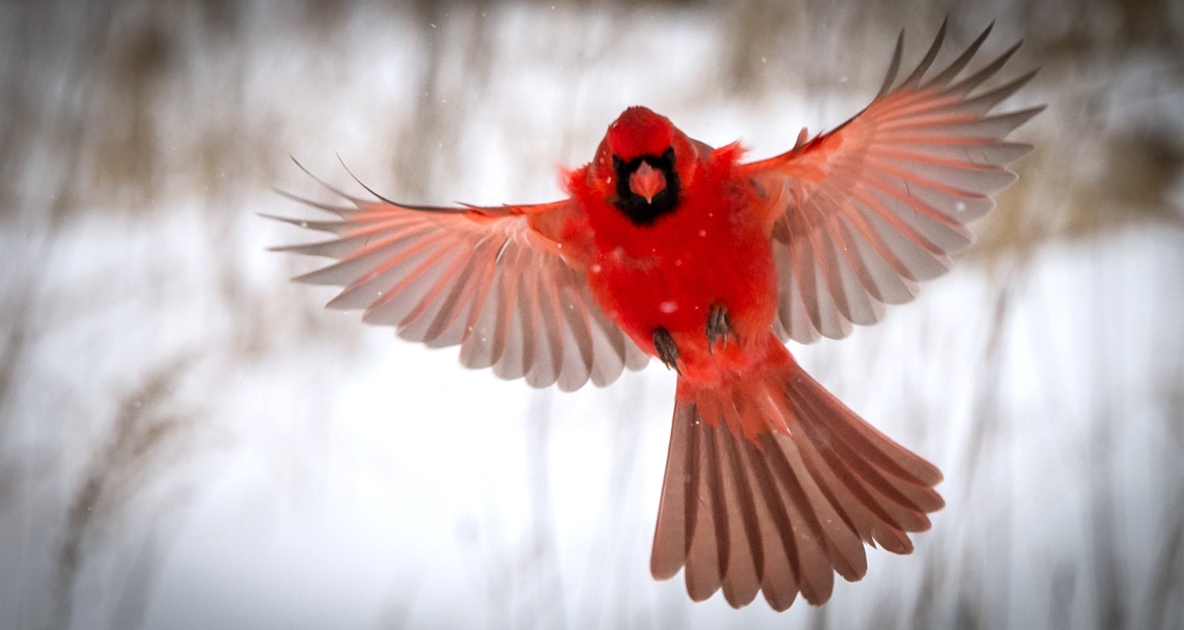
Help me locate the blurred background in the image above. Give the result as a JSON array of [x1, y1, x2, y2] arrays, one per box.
[[1, 0, 1182, 628]]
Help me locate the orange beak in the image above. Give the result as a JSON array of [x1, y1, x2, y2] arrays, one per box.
[[629, 161, 667, 204]]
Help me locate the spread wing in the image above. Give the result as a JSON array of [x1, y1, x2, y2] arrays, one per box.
[[743, 21, 1044, 343], [269, 164, 648, 391]]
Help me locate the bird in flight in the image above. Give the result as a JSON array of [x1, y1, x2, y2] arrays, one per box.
[[271, 21, 1040, 611]]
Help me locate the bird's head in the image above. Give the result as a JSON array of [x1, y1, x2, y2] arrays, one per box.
[[591, 106, 699, 226]]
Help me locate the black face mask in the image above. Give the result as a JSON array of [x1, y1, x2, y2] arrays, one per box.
[[612, 146, 681, 226]]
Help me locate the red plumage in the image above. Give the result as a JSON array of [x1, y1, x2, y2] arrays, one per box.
[[272, 22, 1040, 610]]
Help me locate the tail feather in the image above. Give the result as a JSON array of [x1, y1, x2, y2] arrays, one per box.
[[650, 348, 944, 610], [715, 422, 763, 607], [683, 409, 723, 602]]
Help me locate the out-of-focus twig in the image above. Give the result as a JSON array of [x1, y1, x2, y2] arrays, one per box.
[[53, 355, 201, 630]]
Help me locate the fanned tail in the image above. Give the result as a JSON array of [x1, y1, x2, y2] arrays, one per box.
[[649, 342, 943, 610]]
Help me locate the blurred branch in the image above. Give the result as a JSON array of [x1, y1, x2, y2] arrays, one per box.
[[52, 356, 202, 630], [0, 0, 114, 431], [519, 391, 566, 629]]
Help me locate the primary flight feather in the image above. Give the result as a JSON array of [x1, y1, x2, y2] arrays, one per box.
[[273, 21, 1041, 611]]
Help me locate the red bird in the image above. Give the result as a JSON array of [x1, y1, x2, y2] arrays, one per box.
[[273, 22, 1040, 610]]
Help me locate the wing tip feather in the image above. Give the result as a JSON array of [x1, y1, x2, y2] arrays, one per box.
[[876, 30, 906, 99], [901, 17, 948, 88]]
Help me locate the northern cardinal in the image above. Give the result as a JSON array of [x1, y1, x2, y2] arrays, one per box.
[[272, 22, 1040, 610]]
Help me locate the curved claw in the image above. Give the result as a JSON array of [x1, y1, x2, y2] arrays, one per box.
[[653, 328, 681, 374], [706, 304, 732, 354]]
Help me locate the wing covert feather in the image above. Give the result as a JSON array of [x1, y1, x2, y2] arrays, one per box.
[[272, 176, 646, 391], [745, 22, 1043, 343]]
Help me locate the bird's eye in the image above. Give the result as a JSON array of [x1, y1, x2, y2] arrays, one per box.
[[612, 155, 624, 171], [662, 146, 675, 165]]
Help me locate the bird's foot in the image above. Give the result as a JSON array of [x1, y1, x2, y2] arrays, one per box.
[[706, 304, 732, 354], [653, 328, 681, 374]]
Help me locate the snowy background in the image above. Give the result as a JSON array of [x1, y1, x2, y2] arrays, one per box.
[[1, 0, 1182, 628]]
